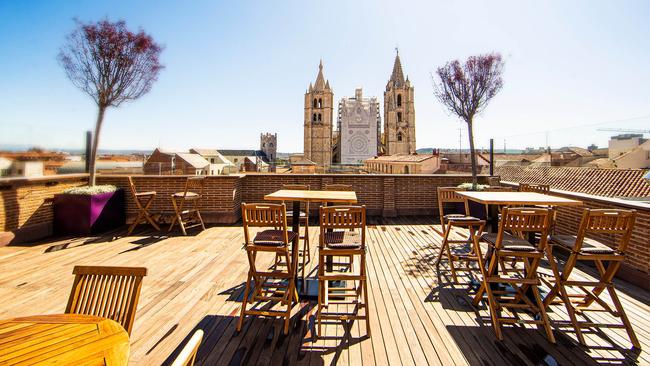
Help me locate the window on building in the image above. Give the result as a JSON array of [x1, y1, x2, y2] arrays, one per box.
[[234, 158, 238, 163], [397, 112, 402, 122], [318, 98, 322, 108], [404, 165, 409, 174], [313, 98, 318, 108], [313, 113, 317, 122], [397, 94, 402, 107], [210, 158, 215, 163], [318, 113, 322, 121], [397, 131, 403, 142]]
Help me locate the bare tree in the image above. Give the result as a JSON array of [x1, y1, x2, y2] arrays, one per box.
[[59, 19, 163, 186], [432, 53, 504, 188]]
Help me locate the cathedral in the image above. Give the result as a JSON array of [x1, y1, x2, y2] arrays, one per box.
[[303, 51, 416, 169]]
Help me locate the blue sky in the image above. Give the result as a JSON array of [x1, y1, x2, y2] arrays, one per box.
[[1, 0, 649, 153]]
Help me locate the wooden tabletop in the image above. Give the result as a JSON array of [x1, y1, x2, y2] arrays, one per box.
[[0, 314, 130, 365], [457, 191, 583, 206], [265, 189, 358, 204]]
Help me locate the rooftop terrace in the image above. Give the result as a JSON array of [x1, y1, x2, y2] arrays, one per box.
[[1, 217, 648, 365]]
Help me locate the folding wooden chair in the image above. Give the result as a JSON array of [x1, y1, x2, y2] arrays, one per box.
[[324, 184, 353, 192], [324, 184, 355, 268], [543, 209, 639, 348], [519, 183, 550, 194], [434, 187, 486, 282], [238, 203, 298, 335], [282, 184, 311, 280], [169, 177, 206, 235], [472, 207, 556, 343], [317, 205, 370, 337], [170, 329, 203, 366], [127, 176, 160, 235], [65, 265, 147, 335]]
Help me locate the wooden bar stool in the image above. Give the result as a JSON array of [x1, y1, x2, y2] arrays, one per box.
[[519, 183, 550, 194], [543, 209, 639, 348], [169, 177, 206, 235], [324, 184, 355, 270], [282, 184, 311, 280], [127, 176, 160, 235], [238, 203, 298, 335], [317, 205, 370, 337], [472, 207, 556, 343], [435, 187, 485, 282]]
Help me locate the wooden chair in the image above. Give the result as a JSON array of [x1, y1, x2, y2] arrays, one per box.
[[543, 209, 639, 348], [519, 183, 550, 194], [472, 207, 556, 343], [238, 203, 298, 335], [169, 177, 206, 235], [435, 187, 486, 282], [171, 329, 203, 366], [127, 176, 160, 235], [282, 184, 311, 279], [65, 266, 147, 335], [317, 205, 370, 337]]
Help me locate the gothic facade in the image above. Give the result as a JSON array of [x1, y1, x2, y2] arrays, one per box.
[[337, 88, 381, 164], [303, 61, 333, 168], [303, 52, 416, 169], [383, 51, 416, 155]]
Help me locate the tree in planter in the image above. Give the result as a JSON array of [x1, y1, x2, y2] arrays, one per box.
[[59, 19, 163, 186], [432, 53, 504, 189]]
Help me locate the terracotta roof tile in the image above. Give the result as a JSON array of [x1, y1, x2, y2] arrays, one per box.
[[496, 166, 650, 198]]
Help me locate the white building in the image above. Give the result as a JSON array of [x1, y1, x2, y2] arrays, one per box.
[[337, 88, 381, 164]]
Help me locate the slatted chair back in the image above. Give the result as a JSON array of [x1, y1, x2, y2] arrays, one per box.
[[437, 187, 470, 226], [324, 184, 353, 191], [127, 176, 139, 198], [519, 183, 550, 194], [183, 176, 206, 198], [498, 207, 551, 250], [574, 209, 636, 253], [65, 266, 147, 335], [241, 203, 289, 245], [319, 206, 366, 248], [171, 329, 204, 366]]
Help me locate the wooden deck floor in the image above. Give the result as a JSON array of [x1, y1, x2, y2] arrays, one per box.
[[0, 217, 648, 365]]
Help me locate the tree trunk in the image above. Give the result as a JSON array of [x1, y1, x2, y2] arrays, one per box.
[[88, 106, 106, 186], [466, 119, 478, 189]]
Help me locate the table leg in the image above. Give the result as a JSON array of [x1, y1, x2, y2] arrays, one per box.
[[291, 200, 301, 285], [488, 204, 499, 233]]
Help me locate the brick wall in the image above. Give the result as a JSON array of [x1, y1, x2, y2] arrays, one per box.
[[0, 174, 88, 244]]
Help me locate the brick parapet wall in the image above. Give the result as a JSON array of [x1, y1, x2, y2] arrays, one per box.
[[502, 181, 650, 288]]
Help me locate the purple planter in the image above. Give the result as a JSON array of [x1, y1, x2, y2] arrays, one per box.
[[54, 189, 125, 236]]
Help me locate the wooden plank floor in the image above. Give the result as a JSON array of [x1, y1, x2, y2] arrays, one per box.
[[0, 217, 648, 365]]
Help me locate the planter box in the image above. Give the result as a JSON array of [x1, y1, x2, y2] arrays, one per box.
[[54, 189, 125, 236]]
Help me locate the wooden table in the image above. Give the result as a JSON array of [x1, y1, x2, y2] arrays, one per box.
[[264, 189, 358, 297], [457, 191, 583, 232], [0, 314, 129, 365]]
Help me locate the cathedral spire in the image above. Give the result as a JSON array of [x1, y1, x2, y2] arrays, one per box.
[[390, 50, 405, 87], [314, 59, 326, 91]]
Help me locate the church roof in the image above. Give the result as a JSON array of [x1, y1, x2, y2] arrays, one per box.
[[390, 51, 405, 87], [313, 60, 330, 91]]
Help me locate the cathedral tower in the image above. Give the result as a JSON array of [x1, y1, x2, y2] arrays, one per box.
[[304, 60, 333, 168], [383, 50, 416, 155], [260, 132, 277, 162]]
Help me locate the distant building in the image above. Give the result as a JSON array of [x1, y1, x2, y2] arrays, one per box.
[[189, 149, 235, 175], [337, 88, 381, 164], [0, 157, 12, 176], [58, 161, 143, 175], [440, 151, 490, 173], [609, 134, 647, 159], [365, 154, 441, 174], [143, 149, 209, 175], [289, 154, 316, 174], [9, 161, 43, 177], [550, 147, 594, 167], [612, 140, 650, 169], [218, 150, 269, 172], [384, 50, 416, 155], [303, 60, 334, 168], [260, 133, 277, 162]]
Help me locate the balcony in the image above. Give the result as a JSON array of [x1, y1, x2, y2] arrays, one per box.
[[1, 174, 649, 365]]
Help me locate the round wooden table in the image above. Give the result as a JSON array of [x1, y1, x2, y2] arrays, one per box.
[[0, 314, 129, 365]]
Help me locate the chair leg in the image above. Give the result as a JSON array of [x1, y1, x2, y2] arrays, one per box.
[[532, 283, 555, 344], [546, 247, 585, 345], [435, 223, 451, 267], [607, 285, 640, 348], [127, 211, 144, 236], [237, 272, 252, 332], [196, 210, 206, 231], [361, 254, 371, 336]]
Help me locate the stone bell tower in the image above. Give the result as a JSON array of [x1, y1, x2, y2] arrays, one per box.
[[384, 50, 416, 155], [260, 132, 277, 162], [304, 60, 334, 168]]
